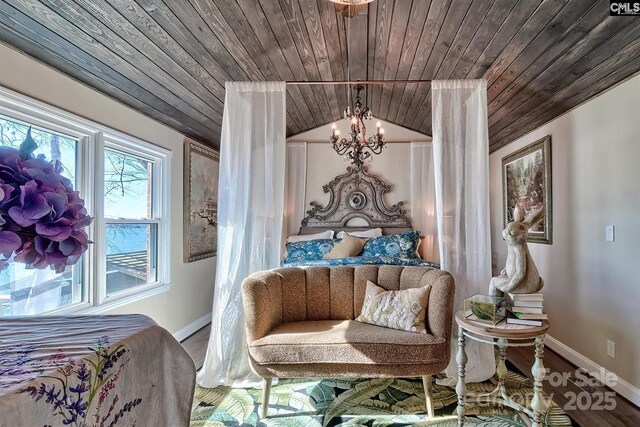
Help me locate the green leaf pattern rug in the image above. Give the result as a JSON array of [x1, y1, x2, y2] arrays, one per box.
[[191, 371, 573, 426]]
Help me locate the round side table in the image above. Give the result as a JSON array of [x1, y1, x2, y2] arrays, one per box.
[[454, 311, 551, 427]]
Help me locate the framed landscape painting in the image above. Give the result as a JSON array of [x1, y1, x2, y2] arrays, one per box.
[[184, 139, 219, 262], [502, 135, 552, 244]]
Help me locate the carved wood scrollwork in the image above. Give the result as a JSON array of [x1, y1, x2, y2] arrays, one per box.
[[301, 166, 412, 229]]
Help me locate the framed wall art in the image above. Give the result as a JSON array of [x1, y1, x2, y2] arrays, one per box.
[[184, 139, 219, 262], [502, 135, 552, 244]]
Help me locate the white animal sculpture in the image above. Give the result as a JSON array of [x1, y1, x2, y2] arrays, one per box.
[[489, 205, 545, 296]]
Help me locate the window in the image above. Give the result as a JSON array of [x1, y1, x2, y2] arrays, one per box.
[[103, 148, 158, 297], [0, 116, 82, 315], [0, 87, 171, 316]]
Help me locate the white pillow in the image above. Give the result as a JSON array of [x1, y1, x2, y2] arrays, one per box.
[[336, 228, 383, 239], [287, 230, 334, 242], [357, 280, 431, 333]]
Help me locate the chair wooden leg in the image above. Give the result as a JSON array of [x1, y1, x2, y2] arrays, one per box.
[[260, 377, 273, 419], [422, 375, 435, 418]]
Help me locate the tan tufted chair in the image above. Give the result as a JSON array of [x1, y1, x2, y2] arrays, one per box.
[[241, 265, 455, 419]]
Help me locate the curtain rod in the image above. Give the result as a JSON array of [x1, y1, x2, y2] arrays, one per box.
[[286, 80, 432, 85]]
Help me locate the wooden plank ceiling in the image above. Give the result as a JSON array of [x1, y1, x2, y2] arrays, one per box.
[[0, 0, 638, 152]]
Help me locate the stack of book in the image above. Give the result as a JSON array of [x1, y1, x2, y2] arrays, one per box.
[[506, 293, 547, 326]]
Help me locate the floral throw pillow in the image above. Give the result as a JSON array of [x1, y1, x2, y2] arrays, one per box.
[[356, 280, 431, 333], [283, 239, 337, 263], [360, 230, 421, 258]]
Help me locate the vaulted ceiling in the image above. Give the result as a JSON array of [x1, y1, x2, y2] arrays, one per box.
[[0, 0, 638, 152]]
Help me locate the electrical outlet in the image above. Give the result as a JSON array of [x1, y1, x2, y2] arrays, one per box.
[[606, 225, 615, 242], [607, 340, 615, 358]]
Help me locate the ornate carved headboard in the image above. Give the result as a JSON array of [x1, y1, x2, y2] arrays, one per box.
[[299, 166, 412, 235]]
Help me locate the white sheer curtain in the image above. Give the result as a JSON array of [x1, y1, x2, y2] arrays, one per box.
[[198, 81, 287, 388], [283, 142, 307, 239], [410, 141, 439, 263], [431, 79, 495, 384]]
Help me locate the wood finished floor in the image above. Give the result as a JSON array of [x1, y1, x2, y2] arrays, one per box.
[[181, 323, 639, 426]]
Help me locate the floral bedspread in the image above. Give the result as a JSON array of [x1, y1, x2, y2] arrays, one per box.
[[0, 314, 196, 427], [282, 256, 440, 269]]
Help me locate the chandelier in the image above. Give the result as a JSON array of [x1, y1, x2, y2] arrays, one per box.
[[330, 84, 385, 168]]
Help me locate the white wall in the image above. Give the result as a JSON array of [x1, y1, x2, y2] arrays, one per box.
[[0, 43, 215, 336], [288, 120, 430, 226], [489, 73, 640, 393]]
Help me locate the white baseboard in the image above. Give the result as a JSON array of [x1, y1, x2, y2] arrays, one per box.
[[545, 334, 640, 407], [173, 312, 212, 342]]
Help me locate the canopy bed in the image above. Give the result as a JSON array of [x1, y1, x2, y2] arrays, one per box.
[[199, 79, 495, 390]]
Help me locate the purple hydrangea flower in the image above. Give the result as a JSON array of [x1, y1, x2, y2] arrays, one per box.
[[0, 127, 92, 272]]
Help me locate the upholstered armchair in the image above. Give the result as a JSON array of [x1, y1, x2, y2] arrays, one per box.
[[242, 265, 455, 418]]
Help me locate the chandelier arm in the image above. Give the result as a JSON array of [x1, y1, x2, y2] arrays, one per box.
[[369, 145, 384, 155]]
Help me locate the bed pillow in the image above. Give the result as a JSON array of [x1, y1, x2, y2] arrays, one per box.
[[360, 230, 421, 258], [336, 228, 383, 239], [324, 234, 367, 259], [287, 230, 334, 242], [283, 239, 337, 263], [356, 280, 431, 333]]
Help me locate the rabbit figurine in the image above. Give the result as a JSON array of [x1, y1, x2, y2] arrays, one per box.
[[489, 205, 545, 296]]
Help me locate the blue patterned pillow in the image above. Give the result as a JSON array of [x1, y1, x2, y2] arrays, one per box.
[[360, 231, 421, 258], [283, 239, 338, 263]]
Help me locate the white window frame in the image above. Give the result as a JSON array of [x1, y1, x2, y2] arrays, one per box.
[[0, 86, 172, 315]]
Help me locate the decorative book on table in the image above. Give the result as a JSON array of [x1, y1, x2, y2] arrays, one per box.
[[506, 293, 546, 327], [506, 310, 544, 327], [508, 293, 543, 302]]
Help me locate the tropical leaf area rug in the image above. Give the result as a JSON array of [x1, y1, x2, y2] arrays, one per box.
[[190, 370, 574, 427]]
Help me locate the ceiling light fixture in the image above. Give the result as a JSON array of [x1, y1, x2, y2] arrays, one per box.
[[329, 0, 384, 168], [329, 0, 375, 4], [330, 84, 385, 168]]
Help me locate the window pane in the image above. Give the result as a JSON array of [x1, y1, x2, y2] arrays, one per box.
[[106, 223, 157, 295], [104, 148, 152, 219], [0, 265, 81, 316], [0, 116, 81, 316]]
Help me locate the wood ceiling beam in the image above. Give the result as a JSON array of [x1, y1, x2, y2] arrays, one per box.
[[257, 0, 332, 125], [489, 20, 640, 144], [369, 0, 394, 119], [489, 36, 640, 151], [488, 14, 631, 129], [0, 2, 219, 143], [0, 0, 638, 151], [194, 0, 304, 134], [235, 0, 317, 129], [417, 0, 578, 134], [276, 0, 335, 125], [8, 0, 223, 135], [486, 0, 601, 107], [317, 0, 350, 116], [72, 0, 225, 118], [384, 0, 431, 122], [393, 0, 450, 125], [296, 0, 341, 121], [412, 0, 496, 133], [377, 0, 412, 119], [401, 0, 471, 129]]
